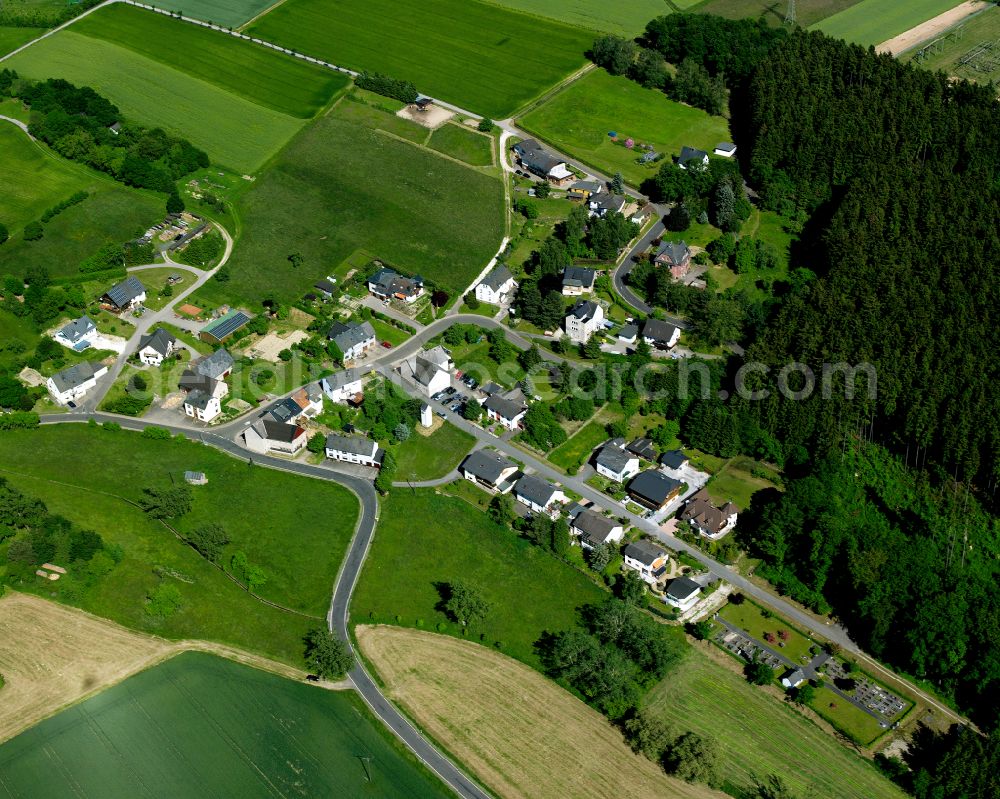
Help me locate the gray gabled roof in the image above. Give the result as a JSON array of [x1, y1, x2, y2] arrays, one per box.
[[512, 139, 563, 175], [628, 470, 681, 506], [184, 389, 214, 410], [660, 450, 688, 469], [572, 509, 617, 541], [105, 276, 145, 308], [322, 368, 362, 390], [568, 299, 599, 322], [655, 240, 689, 266], [325, 433, 377, 456], [460, 450, 515, 484], [314, 279, 336, 294], [264, 396, 303, 424], [570, 180, 602, 193], [590, 192, 626, 213], [368, 268, 422, 297], [514, 474, 559, 507], [49, 361, 104, 393], [179, 371, 218, 395], [666, 576, 701, 601], [595, 442, 635, 474], [623, 538, 668, 566], [479, 264, 513, 292], [327, 321, 376, 352], [484, 393, 525, 421], [678, 146, 708, 166], [618, 323, 638, 341], [257, 418, 304, 443], [193, 348, 234, 379], [58, 315, 96, 343], [627, 438, 657, 460], [641, 318, 680, 345], [562, 266, 595, 288], [138, 327, 176, 357]]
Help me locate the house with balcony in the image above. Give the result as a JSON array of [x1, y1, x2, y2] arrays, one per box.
[[623, 539, 669, 586]]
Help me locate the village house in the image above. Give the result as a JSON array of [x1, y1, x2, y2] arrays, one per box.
[[136, 328, 178, 366], [663, 576, 702, 611], [562, 266, 596, 296], [627, 437, 658, 462], [403, 346, 452, 397], [594, 439, 640, 483], [182, 389, 221, 423], [627, 470, 683, 511], [55, 316, 97, 350], [567, 179, 602, 200], [623, 539, 669, 586], [243, 418, 308, 455], [679, 488, 738, 539], [654, 240, 691, 279], [513, 474, 567, 518], [327, 321, 377, 362], [190, 348, 234, 380], [46, 361, 108, 405], [459, 450, 518, 492], [587, 192, 627, 218], [474, 264, 517, 306], [617, 323, 638, 346], [659, 449, 689, 470], [290, 384, 324, 417], [483, 393, 526, 430], [367, 268, 424, 303], [678, 146, 709, 171], [324, 434, 383, 468], [199, 309, 251, 345], [102, 276, 146, 312], [714, 142, 737, 158], [564, 299, 604, 344], [570, 508, 624, 550], [512, 139, 574, 186], [321, 369, 364, 404], [641, 318, 681, 350], [313, 279, 336, 299]]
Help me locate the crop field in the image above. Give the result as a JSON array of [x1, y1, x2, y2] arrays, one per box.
[[350, 489, 606, 668], [810, 0, 961, 46], [394, 421, 475, 481], [902, 6, 1000, 83], [478, 0, 668, 35], [247, 0, 594, 118], [691, 0, 863, 27], [148, 0, 277, 27], [0, 25, 42, 56], [519, 68, 730, 187], [212, 101, 504, 307], [547, 420, 607, 471], [0, 425, 357, 664], [358, 626, 720, 799], [6, 32, 305, 172], [73, 5, 348, 118], [428, 123, 494, 167], [0, 651, 447, 797], [644, 649, 906, 799]]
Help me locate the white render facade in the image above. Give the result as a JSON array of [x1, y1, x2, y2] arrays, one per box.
[[565, 301, 604, 343]]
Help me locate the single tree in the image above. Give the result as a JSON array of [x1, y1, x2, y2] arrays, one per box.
[[610, 172, 624, 194], [373, 449, 396, 493], [304, 628, 354, 679], [582, 336, 602, 359], [287, 252, 303, 268], [166, 192, 185, 214], [623, 711, 674, 761], [393, 423, 411, 442], [478, 117, 495, 133], [445, 581, 490, 627], [686, 619, 714, 640], [587, 541, 613, 572], [185, 523, 229, 563], [488, 493, 515, 526], [307, 432, 326, 454], [463, 397, 482, 421], [663, 731, 719, 786], [745, 659, 775, 685], [533, 182, 551, 199], [139, 485, 192, 518], [617, 569, 647, 605]]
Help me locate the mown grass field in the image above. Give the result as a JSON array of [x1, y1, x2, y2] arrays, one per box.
[[394, 421, 475, 481], [350, 489, 606, 668], [427, 123, 494, 167], [359, 626, 721, 799], [247, 0, 594, 118], [519, 68, 731, 186], [810, 685, 889, 745], [690, 0, 863, 27], [6, 31, 305, 172], [0, 652, 448, 797], [210, 101, 504, 306], [547, 419, 607, 471], [0, 426, 357, 664], [719, 599, 815, 664], [902, 5, 1000, 82], [644, 649, 906, 799], [478, 0, 667, 35], [153, 0, 277, 27], [810, 0, 961, 46], [0, 25, 42, 56], [73, 5, 348, 118]]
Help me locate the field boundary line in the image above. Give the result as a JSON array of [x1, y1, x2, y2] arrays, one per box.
[[507, 61, 596, 121], [237, 0, 293, 31], [373, 126, 498, 175], [876, 0, 990, 55]]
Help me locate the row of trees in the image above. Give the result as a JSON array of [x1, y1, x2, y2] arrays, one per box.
[[355, 71, 418, 104]]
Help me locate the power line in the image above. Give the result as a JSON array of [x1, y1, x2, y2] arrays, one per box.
[[785, 0, 797, 27]]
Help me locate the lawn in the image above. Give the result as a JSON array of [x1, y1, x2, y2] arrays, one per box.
[[369, 317, 412, 348], [0, 310, 40, 372], [0, 425, 358, 664], [151, 0, 279, 27], [209, 102, 504, 307], [135, 267, 196, 310], [810, 685, 889, 745], [691, 0, 864, 27], [393, 421, 475, 481], [644, 649, 907, 799], [450, 339, 526, 389], [0, 652, 448, 797], [478, 0, 668, 35], [519, 68, 731, 187], [6, 31, 307, 172], [704, 456, 781, 509], [810, 0, 961, 46], [719, 599, 815, 665], [350, 489, 607, 668], [73, 5, 348, 119], [427, 123, 494, 167], [902, 6, 1000, 82], [547, 419, 607, 471], [0, 25, 42, 56], [247, 0, 594, 118]]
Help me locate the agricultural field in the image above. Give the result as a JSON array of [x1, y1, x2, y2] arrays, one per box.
[[547, 419, 607, 471], [4, 26, 329, 172], [478, 0, 667, 35], [0, 25, 42, 56], [427, 123, 494, 167], [350, 488, 607, 668], [148, 0, 278, 28], [247, 0, 594, 118], [690, 0, 863, 27], [212, 101, 504, 307], [902, 5, 1000, 84], [644, 648, 907, 799], [394, 421, 475, 481], [0, 425, 358, 664], [0, 651, 448, 797], [519, 68, 731, 187], [810, 0, 961, 47], [358, 626, 721, 799]]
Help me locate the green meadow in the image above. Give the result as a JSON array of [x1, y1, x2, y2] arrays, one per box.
[[0, 652, 447, 797], [691, 0, 863, 27], [478, 0, 667, 35], [428, 123, 494, 167], [0, 25, 43, 56], [151, 0, 278, 27], [248, 0, 593, 117], [810, 0, 961, 46]]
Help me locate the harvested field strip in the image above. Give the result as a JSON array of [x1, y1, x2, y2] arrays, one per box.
[[810, 0, 962, 47], [358, 625, 724, 799]]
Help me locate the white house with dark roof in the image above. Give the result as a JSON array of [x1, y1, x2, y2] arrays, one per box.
[[679, 488, 738, 539], [565, 299, 603, 343], [243, 418, 308, 455], [594, 439, 640, 483], [55, 316, 97, 349], [678, 146, 709, 171], [327, 321, 376, 362], [663, 576, 701, 611], [102, 276, 146, 312], [483, 393, 526, 430], [623, 539, 669, 586], [137, 328, 178, 366], [587, 192, 627, 219], [570, 509, 624, 550], [325, 434, 383, 467], [368, 268, 424, 303], [321, 369, 363, 403], [46, 361, 108, 405], [183, 389, 221, 423], [460, 450, 518, 492], [475, 264, 517, 306], [403, 346, 452, 397], [511, 139, 574, 186], [191, 348, 234, 380], [513, 475, 566, 518], [561, 266, 596, 296], [714, 142, 737, 158], [641, 318, 681, 350]]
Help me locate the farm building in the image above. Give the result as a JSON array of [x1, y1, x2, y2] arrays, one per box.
[[200, 310, 251, 344], [714, 142, 737, 158], [512, 139, 573, 186]]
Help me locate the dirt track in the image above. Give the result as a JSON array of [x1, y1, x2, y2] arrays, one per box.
[[357, 625, 724, 799], [877, 1, 988, 55]]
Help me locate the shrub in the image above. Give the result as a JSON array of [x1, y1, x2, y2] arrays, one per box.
[[23, 221, 43, 241]]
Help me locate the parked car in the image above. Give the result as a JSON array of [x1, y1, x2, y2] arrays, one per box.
[[444, 387, 457, 396], [381, 341, 392, 349], [450, 403, 463, 413]]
